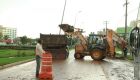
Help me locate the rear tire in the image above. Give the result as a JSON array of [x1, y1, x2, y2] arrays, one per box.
[[90, 48, 105, 60], [74, 53, 84, 59]]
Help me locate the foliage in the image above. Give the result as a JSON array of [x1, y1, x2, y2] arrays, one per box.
[[129, 20, 137, 27], [67, 37, 79, 48], [20, 36, 28, 44], [19, 36, 37, 45], [0, 32, 2, 39], [115, 47, 134, 60], [13, 37, 21, 45], [4, 35, 9, 40]]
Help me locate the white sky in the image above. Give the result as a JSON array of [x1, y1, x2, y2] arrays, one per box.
[[0, 0, 139, 38]]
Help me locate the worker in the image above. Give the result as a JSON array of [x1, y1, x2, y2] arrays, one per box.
[[121, 38, 127, 58], [95, 38, 99, 44], [35, 39, 45, 78]]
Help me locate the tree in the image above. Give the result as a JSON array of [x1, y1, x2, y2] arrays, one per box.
[[130, 20, 137, 27], [13, 37, 21, 45], [0, 32, 2, 40], [20, 36, 28, 45], [4, 35, 9, 40]]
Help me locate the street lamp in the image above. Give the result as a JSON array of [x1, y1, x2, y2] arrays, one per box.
[[74, 11, 82, 27]]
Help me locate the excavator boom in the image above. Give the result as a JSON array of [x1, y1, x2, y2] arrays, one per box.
[[106, 29, 127, 57]]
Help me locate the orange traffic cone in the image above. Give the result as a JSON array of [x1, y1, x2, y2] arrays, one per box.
[[39, 52, 53, 80]]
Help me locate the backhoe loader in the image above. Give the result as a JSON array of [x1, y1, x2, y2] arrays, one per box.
[[59, 24, 127, 60]]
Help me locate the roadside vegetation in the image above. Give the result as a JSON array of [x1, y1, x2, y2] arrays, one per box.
[[0, 35, 37, 66], [115, 47, 133, 60], [0, 49, 35, 66]]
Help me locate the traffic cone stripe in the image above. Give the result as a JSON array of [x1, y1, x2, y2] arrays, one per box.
[[42, 57, 52, 61], [42, 61, 52, 65], [41, 66, 52, 72], [42, 53, 52, 57]]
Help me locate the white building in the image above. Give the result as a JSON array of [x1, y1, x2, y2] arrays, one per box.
[[0, 25, 4, 34], [2, 27, 17, 39]]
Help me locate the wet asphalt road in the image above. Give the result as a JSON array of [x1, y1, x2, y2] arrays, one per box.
[[0, 50, 134, 80]]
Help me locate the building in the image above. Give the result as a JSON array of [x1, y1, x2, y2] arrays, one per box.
[[0, 25, 5, 34], [2, 27, 17, 39]]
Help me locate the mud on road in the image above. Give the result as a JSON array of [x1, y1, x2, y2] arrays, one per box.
[[101, 59, 134, 80], [0, 50, 135, 80]]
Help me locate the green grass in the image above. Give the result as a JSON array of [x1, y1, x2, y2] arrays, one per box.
[[0, 49, 17, 57], [0, 49, 35, 58], [0, 56, 34, 66], [0, 49, 35, 66], [115, 47, 134, 60]]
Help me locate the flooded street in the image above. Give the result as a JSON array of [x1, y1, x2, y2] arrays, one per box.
[[0, 50, 134, 80]]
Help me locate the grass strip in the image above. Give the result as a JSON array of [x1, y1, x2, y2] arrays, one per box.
[[0, 56, 34, 66], [0, 49, 35, 58]]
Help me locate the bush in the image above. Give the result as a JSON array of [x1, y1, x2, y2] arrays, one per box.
[[21, 52, 26, 57]]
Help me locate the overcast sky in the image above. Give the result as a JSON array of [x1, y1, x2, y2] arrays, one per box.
[[0, 0, 139, 38]]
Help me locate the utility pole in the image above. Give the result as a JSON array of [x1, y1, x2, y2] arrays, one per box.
[[134, 3, 140, 80], [123, 0, 129, 40], [59, 0, 67, 34], [104, 21, 109, 36]]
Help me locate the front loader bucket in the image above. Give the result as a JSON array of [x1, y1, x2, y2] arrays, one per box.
[[59, 24, 74, 32]]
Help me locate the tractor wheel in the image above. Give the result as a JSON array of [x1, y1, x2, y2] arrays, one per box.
[[74, 53, 84, 59], [90, 49, 104, 60]]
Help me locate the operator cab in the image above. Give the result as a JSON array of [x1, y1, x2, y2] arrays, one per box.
[[87, 34, 105, 51]]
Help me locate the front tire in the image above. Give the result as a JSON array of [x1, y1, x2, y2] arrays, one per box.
[[90, 49, 105, 60]]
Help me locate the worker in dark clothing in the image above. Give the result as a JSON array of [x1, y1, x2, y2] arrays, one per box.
[[121, 38, 127, 58]]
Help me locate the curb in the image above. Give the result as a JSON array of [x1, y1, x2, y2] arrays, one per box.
[[0, 58, 35, 70]]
